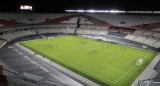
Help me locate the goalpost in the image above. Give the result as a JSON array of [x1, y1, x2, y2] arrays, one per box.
[[136, 58, 143, 65]]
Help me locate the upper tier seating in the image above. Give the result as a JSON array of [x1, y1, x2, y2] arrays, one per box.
[[80, 17, 93, 24], [0, 12, 160, 48], [86, 13, 160, 27], [61, 17, 78, 24], [0, 13, 66, 24], [34, 28, 76, 34]]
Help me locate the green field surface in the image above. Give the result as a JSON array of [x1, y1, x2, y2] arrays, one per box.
[[20, 36, 158, 86]]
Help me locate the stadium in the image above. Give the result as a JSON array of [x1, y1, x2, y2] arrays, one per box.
[[0, 1, 160, 86]]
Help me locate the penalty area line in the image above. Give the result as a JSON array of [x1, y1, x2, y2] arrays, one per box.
[[102, 53, 123, 65], [54, 56, 115, 83], [114, 65, 137, 83], [125, 58, 136, 65]]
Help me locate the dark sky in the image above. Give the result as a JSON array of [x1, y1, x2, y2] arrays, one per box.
[[0, 0, 159, 13]]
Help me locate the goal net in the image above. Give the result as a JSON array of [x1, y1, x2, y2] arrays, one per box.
[[136, 58, 143, 65]]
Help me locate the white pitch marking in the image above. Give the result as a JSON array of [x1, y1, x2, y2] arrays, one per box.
[[114, 65, 137, 83], [55, 57, 115, 83], [103, 65, 126, 73], [126, 52, 143, 57], [125, 58, 135, 65], [102, 53, 123, 65], [114, 53, 150, 83], [101, 55, 115, 65]]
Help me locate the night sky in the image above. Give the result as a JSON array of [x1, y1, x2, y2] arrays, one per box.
[[0, 0, 159, 13]]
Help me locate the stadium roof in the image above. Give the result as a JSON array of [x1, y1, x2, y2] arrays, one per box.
[[0, 0, 159, 13]]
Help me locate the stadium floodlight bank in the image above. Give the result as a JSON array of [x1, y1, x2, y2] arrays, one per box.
[[66, 10, 160, 14], [65, 10, 126, 13]]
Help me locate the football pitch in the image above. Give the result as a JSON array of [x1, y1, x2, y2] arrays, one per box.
[[20, 36, 157, 86]]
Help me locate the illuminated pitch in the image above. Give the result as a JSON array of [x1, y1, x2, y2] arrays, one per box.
[[20, 36, 157, 86]]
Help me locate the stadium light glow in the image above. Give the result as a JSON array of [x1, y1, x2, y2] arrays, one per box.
[[65, 9, 160, 14], [86, 9, 95, 13], [65, 10, 75, 12], [66, 9, 106, 13], [104, 10, 109, 13], [77, 10, 85, 12], [110, 10, 119, 13], [95, 10, 105, 13], [66, 10, 160, 14], [66, 9, 126, 13], [153, 11, 160, 13], [110, 10, 126, 13]]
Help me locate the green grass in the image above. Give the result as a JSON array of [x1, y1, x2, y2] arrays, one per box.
[[20, 36, 158, 86]]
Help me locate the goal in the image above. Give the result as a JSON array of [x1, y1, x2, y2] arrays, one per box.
[[136, 58, 143, 65]]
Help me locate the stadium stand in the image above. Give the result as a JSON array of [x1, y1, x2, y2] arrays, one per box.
[[0, 12, 160, 86], [125, 34, 137, 40], [0, 13, 67, 24], [0, 19, 25, 26], [107, 31, 128, 37], [134, 30, 145, 34], [98, 30, 109, 35], [143, 37, 157, 45], [143, 31, 154, 36], [90, 29, 99, 35], [154, 28, 160, 31], [76, 29, 85, 34], [83, 29, 92, 34], [85, 13, 160, 27], [152, 32, 160, 38], [80, 17, 93, 24], [153, 41, 160, 47], [133, 35, 147, 42]]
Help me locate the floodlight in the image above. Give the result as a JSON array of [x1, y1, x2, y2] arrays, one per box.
[[95, 10, 105, 13], [65, 10, 75, 12], [86, 10, 95, 13], [77, 10, 85, 12]]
